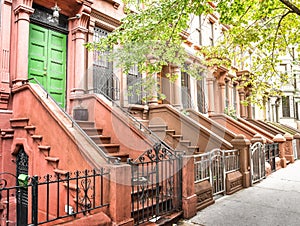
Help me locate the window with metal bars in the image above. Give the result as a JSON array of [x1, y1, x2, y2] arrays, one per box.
[[127, 64, 142, 104], [93, 27, 111, 69]]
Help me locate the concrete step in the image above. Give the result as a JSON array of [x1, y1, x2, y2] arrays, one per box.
[[98, 144, 120, 153], [75, 120, 95, 128], [110, 153, 130, 162], [82, 128, 103, 136], [24, 125, 36, 135], [10, 118, 29, 128], [148, 124, 168, 131], [31, 135, 43, 142], [90, 135, 111, 144]]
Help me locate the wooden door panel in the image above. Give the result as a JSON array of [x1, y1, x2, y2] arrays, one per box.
[[48, 30, 66, 107], [28, 24, 48, 87], [28, 25, 67, 108]]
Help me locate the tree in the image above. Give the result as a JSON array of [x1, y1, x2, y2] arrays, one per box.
[[86, 0, 300, 106]]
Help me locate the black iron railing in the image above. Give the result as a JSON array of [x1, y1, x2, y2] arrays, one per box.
[[127, 143, 182, 225], [0, 169, 109, 225]]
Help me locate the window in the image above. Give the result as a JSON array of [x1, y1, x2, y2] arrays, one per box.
[[197, 77, 207, 113], [209, 20, 214, 46], [127, 65, 142, 104], [93, 27, 118, 100], [198, 15, 202, 46], [181, 71, 191, 109], [233, 84, 237, 110], [282, 96, 290, 117], [93, 27, 111, 69], [225, 80, 229, 108]]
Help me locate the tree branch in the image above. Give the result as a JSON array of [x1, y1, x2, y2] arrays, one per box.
[[279, 0, 300, 15], [271, 10, 292, 69]]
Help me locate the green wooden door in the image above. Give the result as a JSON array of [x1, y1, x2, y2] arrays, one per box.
[[28, 24, 67, 108]]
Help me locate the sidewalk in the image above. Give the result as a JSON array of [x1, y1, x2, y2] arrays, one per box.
[[179, 160, 300, 226]]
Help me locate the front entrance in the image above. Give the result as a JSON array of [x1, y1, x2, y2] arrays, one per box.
[[28, 23, 67, 108]]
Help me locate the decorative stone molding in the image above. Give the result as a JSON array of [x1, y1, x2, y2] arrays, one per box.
[[0, 91, 10, 109], [195, 180, 214, 210], [103, 0, 121, 9], [90, 11, 120, 32], [14, 4, 34, 21]]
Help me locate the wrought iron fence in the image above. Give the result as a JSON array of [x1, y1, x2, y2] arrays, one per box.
[[0, 169, 109, 225], [127, 143, 182, 225], [194, 152, 210, 183], [250, 142, 265, 185], [194, 149, 240, 195], [194, 149, 240, 183], [265, 143, 279, 172], [224, 149, 240, 173]]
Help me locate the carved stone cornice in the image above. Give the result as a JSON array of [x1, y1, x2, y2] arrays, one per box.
[[14, 4, 34, 15], [90, 10, 120, 31], [103, 0, 121, 9]]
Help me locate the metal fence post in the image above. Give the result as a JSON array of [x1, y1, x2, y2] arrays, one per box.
[[31, 176, 38, 226]]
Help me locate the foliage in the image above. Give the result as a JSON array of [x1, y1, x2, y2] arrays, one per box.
[[224, 106, 237, 120], [85, 0, 300, 106], [127, 75, 166, 103]]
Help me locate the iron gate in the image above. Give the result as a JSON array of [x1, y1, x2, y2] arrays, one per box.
[[194, 149, 228, 196], [209, 149, 225, 195], [265, 143, 279, 172], [194, 149, 240, 196], [250, 142, 265, 185], [127, 143, 182, 225]]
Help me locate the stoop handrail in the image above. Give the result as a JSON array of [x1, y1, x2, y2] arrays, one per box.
[[24, 78, 121, 164], [87, 88, 175, 153]]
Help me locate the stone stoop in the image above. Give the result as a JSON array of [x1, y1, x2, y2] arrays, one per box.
[[148, 124, 200, 155], [76, 120, 129, 162]]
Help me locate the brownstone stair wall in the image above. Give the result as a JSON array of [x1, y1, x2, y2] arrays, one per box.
[[209, 113, 273, 143], [147, 105, 233, 153], [186, 109, 237, 143], [70, 94, 153, 160], [237, 117, 276, 141], [10, 83, 110, 174], [246, 119, 285, 136]]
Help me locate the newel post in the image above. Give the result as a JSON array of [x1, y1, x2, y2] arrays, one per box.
[[181, 155, 197, 219], [293, 133, 300, 160], [109, 164, 134, 226], [231, 134, 251, 188], [284, 133, 294, 163], [273, 134, 287, 168]]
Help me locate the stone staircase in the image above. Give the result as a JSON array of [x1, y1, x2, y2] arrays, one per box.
[[76, 120, 129, 162], [9, 118, 63, 170], [148, 124, 200, 154]]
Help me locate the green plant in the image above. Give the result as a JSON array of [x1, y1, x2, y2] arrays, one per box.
[[224, 106, 237, 120]]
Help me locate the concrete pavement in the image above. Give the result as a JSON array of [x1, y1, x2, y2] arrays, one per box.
[[179, 160, 300, 226]]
